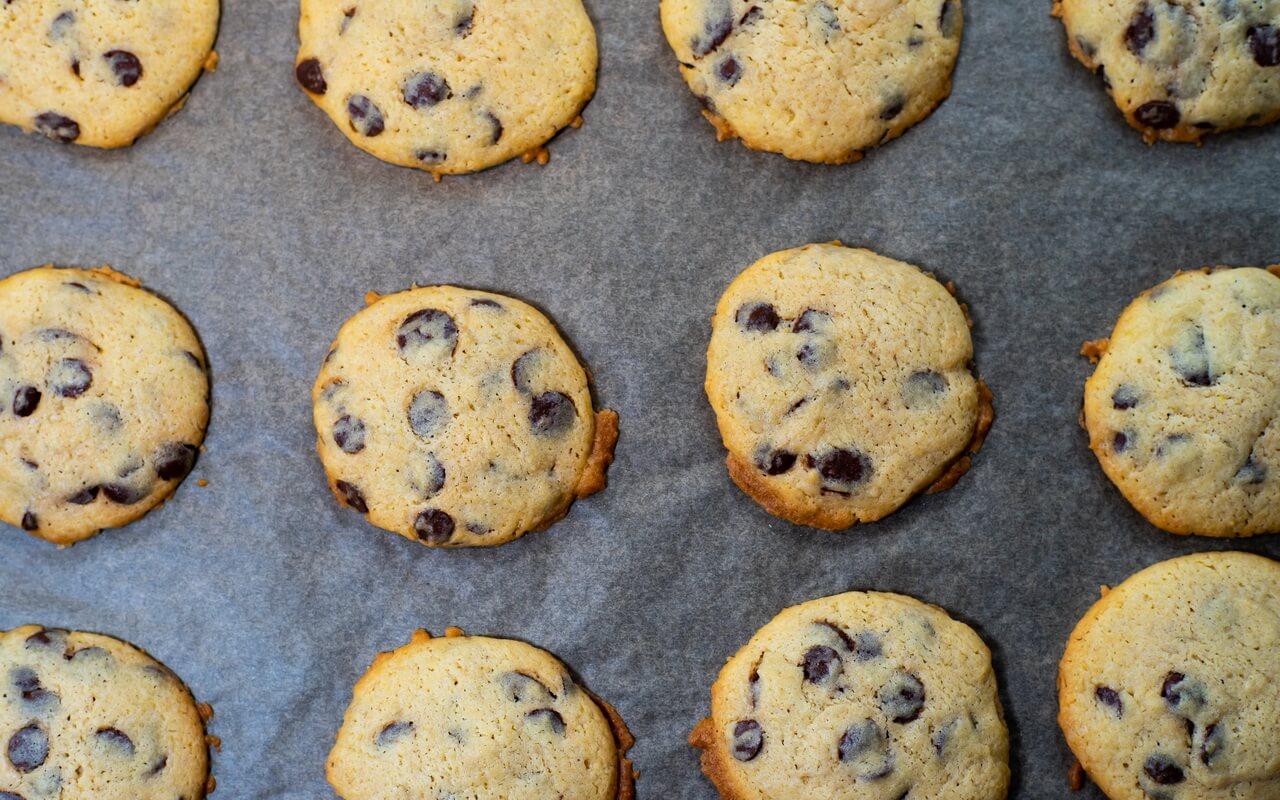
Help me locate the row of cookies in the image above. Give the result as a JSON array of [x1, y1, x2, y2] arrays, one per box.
[[4, 549, 1276, 798], [2, 244, 1277, 546], [6, 0, 1280, 173]]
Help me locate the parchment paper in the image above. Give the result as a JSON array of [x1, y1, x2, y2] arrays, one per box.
[[2, 1, 1279, 797]]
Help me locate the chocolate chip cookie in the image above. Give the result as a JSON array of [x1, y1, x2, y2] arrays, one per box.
[[0, 0, 219, 148], [295, 0, 597, 176], [313, 286, 617, 548], [705, 243, 990, 530], [1059, 551, 1280, 800], [1055, 0, 1280, 142], [327, 628, 635, 800], [1083, 267, 1280, 537], [690, 590, 1010, 800], [660, 0, 963, 163], [0, 266, 209, 545], [1, 624, 213, 800]]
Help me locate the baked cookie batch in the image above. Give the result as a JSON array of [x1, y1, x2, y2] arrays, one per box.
[[3, 0, 1280, 799]]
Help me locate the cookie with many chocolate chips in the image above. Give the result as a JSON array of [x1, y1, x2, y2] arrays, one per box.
[[0, 0, 219, 148], [1055, 0, 1280, 142], [690, 591, 1009, 800], [1083, 267, 1280, 536], [295, 0, 597, 176], [0, 625, 214, 800], [327, 628, 635, 800], [313, 286, 617, 548], [660, 0, 963, 163], [0, 266, 209, 545], [705, 243, 990, 530], [1059, 551, 1280, 800]]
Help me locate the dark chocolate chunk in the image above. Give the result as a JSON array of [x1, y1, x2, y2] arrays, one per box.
[[484, 111, 503, 144], [692, 3, 734, 57], [295, 58, 327, 94], [1144, 754, 1185, 785], [414, 508, 454, 544], [13, 386, 40, 417], [878, 671, 925, 724], [333, 415, 366, 454], [34, 112, 79, 143], [1095, 685, 1123, 716], [1125, 6, 1155, 54], [376, 721, 413, 746], [811, 448, 870, 487], [154, 443, 198, 481], [756, 448, 797, 475], [20, 511, 37, 531], [529, 392, 576, 436], [717, 55, 742, 85], [736, 302, 779, 332], [1135, 100, 1181, 129], [1248, 25, 1280, 67], [6, 724, 47, 772], [802, 645, 841, 685], [48, 358, 92, 398], [880, 94, 906, 120], [526, 708, 566, 735], [95, 727, 135, 756], [1111, 385, 1139, 410], [67, 485, 101, 505], [336, 480, 368, 514], [102, 483, 147, 504], [396, 309, 457, 358], [347, 95, 385, 137], [103, 50, 142, 87], [403, 72, 451, 108], [731, 719, 763, 761]]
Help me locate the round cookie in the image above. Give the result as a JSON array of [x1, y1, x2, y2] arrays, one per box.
[[659, 0, 962, 163], [313, 286, 617, 548], [295, 0, 597, 176], [0, 266, 209, 546], [1058, 551, 1280, 800], [705, 243, 989, 530], [1083, 267, 1280, 537], [1054, 0, 1280, 142], [0, 624, 213, 800], [690, 591, 1010, 800], [327, 628, 635, 800], [0, 0, 219, 148]]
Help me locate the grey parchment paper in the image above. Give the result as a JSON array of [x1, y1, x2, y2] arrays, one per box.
[[2, 1, 1279, 797]]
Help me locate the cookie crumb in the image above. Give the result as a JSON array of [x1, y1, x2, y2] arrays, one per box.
[[1068, 760, 1085, 791], [203, 51, 220, 72], [196, 479, 208, 487], [1079, 338, 1108, 363]]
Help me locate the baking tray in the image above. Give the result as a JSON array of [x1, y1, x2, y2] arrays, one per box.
[[2, 1, 1278, 797]]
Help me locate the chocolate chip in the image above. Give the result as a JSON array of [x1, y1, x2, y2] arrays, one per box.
[[1144, 754, 1185, 785], [413, 454, 446, 498], [71, 58, 80, 77], [1112, 431, 1130, 453], [1125, 6, 1155, 54], [939, 0, 959, 36], [154, 443, 197, 481], [408, 390, 448, 439], [512, 349, 543, 395], [878, 671, 925, 724], [802, 645, 841, 684], [1235, 455, 1267, 485], [7, 724, 47, 772], [740, 5, 762, 25], [13, 386, 40, 417], [529, 391, 576, 436], [1111, 385, 1139, 410], [1095, 685, 1123, 716], [336, 480, 368, 513], [455, 4, 474, 36], [34, 112, 79, 143], [1160, 672, 1205, 714], [90, 402, 121, 431], [837, 720, 882, 761], [102, 483, 147, 504], [20, 511, 36, 531], [295, 58, 327, 94], [1135, 101, 1180, 129], [0, 791, 24, 799], [48, 358, 92, 398], [104, 50, 142, 87], [95, 727, 134, 756], [347, 95, 384, 137], [1170, 325, 1213, 386], [756, 448, 796, 475], [396, 309, 457, 358], [414, 508, 454, 544], [333, 415, 366, 454], [931, 719, 957, 757], [880, 95, 906, 121], [484, 111, 503, 144], [792, 309, 830, 333], [10, 669, 56, 712], [853, 631, 883, 661], [1198, 722, 1223, 764], [470, 298, 503, 309], [403, 72, 451, 108], [11, 667, 38, 693], [415, 149, 447, 164], [67, 646, 107, 661], [67, 485, 100, 505], [1248, 25, 1280, 67], [811, 448, 870, 486], [902, 370, 948, 407], [525, 708, 566, 735], [736, 302, 779, 332], [501, 671, 555, 702], [731, 719, 763, 761], [692, 4, 734, 57], [147, 754, 168, 775], [796, 342, 825, 366], [716, 55, 742, 85], [376, 721, 413, 746], [24, 629, 66, 651]]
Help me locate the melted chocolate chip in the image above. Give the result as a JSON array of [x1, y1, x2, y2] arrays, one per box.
[[415, 150, 447, 164], [811, 448, 870, 486], [740, 5, 762, 25], [455, 5, 474, 36], [414, 454, 446, 498], [802, 645, 841, 684], [102, 483, 147, 505], [347, 95, 385, 137], [49, 10, 73, 37], [1248, 25, 1280, 67], [1235, 455, 1267, 485], [103, 50, 142, 87], [880, 95, 906, 120], [1135, 101, 1180, 129], [484, 111, 503, 144], [1160, 672, 1205, 714], [939, 0, 959, 36], [34, 112, 79, 143], [931, 719, 957, 757], [336, 480, 368, 514], [414, 508, 454, 544], [13, 386, 40, 417], [48, 358, 92, 397], [155, 443, 197, 481], [333, 415, 366, 454], [878, 671, 925, 724], [512, 349, 543, 395], [526, 708, 566, 735], [24, 630, 66, 650], [853, 631, 883, 660], [1112, 431, 1130, 453], [529, 391, 576, 436], [1111, 385, 1139, 410], [756, 448, 796, 475], [717, 55, 742, 85], [838, 720, 882, 761], [1144, 754, 1185, 785], [0, 791, 24, 799], [692, 5, 734, 57], [20, 512, 37, 531], [731, 719, 763, 761], [408, 390, 448, 438], [501, 671, 555, 702], [6, 724, 47, 772], [147, 754, 168, 775], [736, 302, 779, 332], [1199, 722, 1223, 764], [470, 298, 503, 310], [67, 485, 101, 505], [396, 309, 458, 358], [1171, 325, 1213, 386], [403, 72, 451, 108], [95, 727, 134, 756], [902, 370, 948, 406], [376, 720, 413, 746], [792, 309, 830, 333], [1125, 6, 1155, 54], [1095, 685, 1123, 716], [295, 58, 327, 94]]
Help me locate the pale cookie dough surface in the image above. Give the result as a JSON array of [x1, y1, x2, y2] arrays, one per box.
[[1083, 267, 1280, 537], [0, 625, 211, 800], [0, 0, 219, 148], [705, 243, 981, 530], [313, 286, 616, 548], [1058, 551, 1280, 800], [1055, 0, 1280, 142], [0, 266, 209, 546], [327, 630, 624, 800], [295, 0, 597, 176], [660, 0, 962, 163], [690, 591, 1009, 800]]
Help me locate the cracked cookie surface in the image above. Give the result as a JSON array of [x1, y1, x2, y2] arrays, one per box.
[[705, 243, 982, 530], [1055, 0, 1280, 142], [1083, 267, 1280, 536], [690, 591, 1009, 800], [0, 625, 211, 800], [1058, 551, 1280, 800], [296, 0, 597, 176], [0, 266, 208, 545], [0, 0, 219, 148], [660, 0, 962, 163]]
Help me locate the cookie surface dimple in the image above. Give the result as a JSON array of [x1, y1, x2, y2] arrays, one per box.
[[1083, 267, 1280, 537], [0, 625, 211, 799], [1058, 552, 1280, 800], [0, 266, 210, 545], [296, 0, 597, 176], [313, 286, 616, 548], [660, 0, 963, 163], [1056, 0, 1280, 142], [326, 630, 632, 800], [705, 243, 984, 530], [0, 0, 219, 148], [690, 591, 1010, 800]]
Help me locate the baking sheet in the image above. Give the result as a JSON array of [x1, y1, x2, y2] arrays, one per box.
[[2, 1, 1279, 797]]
